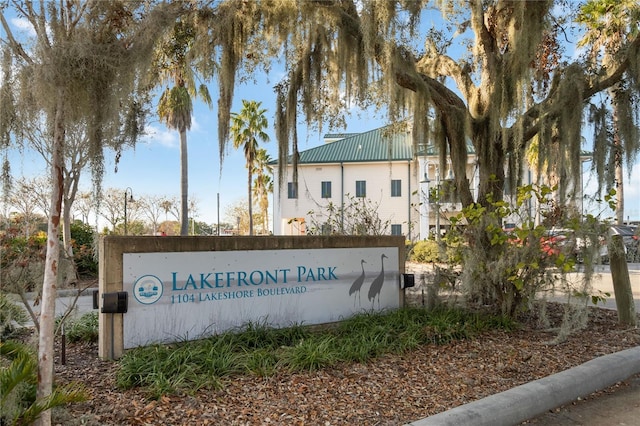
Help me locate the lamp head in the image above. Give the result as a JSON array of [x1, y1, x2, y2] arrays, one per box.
[[445, 168, 454, 181]]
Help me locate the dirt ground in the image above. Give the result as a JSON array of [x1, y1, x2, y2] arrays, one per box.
[[50, 297, 640, 426]]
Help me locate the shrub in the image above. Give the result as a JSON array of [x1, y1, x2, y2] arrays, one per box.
[[70, 221, 98, 277], [410, 240, 440, 263], [410, 239, 462, 264], [444, 183, 604, 317], [0, 229, 47, 293], [0, 340, 86, 425], [60, 312, 99, 343], [305, 194, 391, 236], [0, 293, 29, 339]]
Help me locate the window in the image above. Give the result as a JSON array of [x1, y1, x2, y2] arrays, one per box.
[[391, 179, 401, 197], [391, 224, 402, 236], [287, 182, 298, 199], [355, 180, 366, 197], [321, 181, 332, 198]]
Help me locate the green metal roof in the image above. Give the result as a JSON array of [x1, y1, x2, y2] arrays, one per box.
[[273, 124, 475, 165], [323, 133, 359, 140], [297, 126, 414, 164]]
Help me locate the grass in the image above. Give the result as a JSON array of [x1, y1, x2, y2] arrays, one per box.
[[116, 307, 516, 398], [57, 312, 99, 343]]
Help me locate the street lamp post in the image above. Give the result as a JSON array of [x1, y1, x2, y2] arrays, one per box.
[[421, 161, 441, 241], [434, 167, 441, 242], [421, 160, 453, 242], [124, 187, 134, 235]]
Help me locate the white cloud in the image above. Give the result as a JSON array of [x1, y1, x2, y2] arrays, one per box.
[[190, 115, 201, 132], [10, 17, 36, 37], [142, 124, 177, 148]]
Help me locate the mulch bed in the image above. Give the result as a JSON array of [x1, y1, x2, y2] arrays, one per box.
[[52, 303, 640, 425]]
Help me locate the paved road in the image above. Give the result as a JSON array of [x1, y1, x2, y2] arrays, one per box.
[[17, 287, 97, 327], [549, 263, 640, 312], [524, 374, 640, 425], [405, 262, 640, 312]]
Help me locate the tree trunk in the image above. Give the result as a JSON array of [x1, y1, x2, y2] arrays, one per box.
[[611, 83, 625, 225], [62, 166, 81, 257], [60, 197, 78, 286], [614, 127, 624, 225], [609, 234, 637, 326], [263, 200, 268, 234], [62, 198, 74, 257], [180, 129, 188, 236], [36, 96, 65, 426], [248, 168, 254, 236], [478, 154, 506, 207]]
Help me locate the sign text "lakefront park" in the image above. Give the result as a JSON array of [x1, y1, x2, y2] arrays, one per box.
[[122, 247, 399, 349], [169, 266, 338, 304]]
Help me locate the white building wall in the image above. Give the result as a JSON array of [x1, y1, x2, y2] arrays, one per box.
[[274, 161, 420, 238], [272, 151, 555, 238]]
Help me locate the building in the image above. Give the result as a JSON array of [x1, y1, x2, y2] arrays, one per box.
[[272, 124, 478, 240]]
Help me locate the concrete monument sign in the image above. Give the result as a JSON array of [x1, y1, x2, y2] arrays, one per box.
[[98, 236, 405, 359]]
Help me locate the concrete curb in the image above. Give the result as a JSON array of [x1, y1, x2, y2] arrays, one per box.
[[406, 346, 640, 426]]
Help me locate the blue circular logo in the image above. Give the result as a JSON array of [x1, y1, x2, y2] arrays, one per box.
[[133, 275, 163, 305]]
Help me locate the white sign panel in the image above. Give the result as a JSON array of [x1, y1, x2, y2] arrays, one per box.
[[122, 247, 399, 349]]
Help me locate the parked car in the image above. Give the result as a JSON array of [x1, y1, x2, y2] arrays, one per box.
[[573, 231, 606, 264], [610, 225, 639, 262], [574, 225, 638, 264], [506, 225, 639, 264]]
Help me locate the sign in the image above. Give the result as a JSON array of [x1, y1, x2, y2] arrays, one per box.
[[122, 247, 399, 349]]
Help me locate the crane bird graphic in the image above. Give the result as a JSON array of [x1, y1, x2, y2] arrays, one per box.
[[368, 253, 388, 309], [348, 259, 366, 306]]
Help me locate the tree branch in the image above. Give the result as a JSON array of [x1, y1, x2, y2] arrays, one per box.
[[517, 33, 640, 144], [0, 11, 34, 64]]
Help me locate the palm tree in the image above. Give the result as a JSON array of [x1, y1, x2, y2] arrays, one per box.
[[230, 100, 269, 236], [252, 148, 274, 234], [155, 20, 213, 236]]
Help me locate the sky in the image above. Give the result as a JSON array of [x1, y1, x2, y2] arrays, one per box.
[[6, 67, 381, 228], [94, 76, 380, 227], [0, 8, 383, 229], [2, 4, 640, 229]]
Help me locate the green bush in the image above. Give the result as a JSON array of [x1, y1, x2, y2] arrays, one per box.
[[0, 340, 86, 425], [59, 312, 99, 343], [444, 183, 592, 317], [69, 221, 98, 277], [410, 240, 440, 262], [0, 229, 47, 293], [0, 293, 29, 339]]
